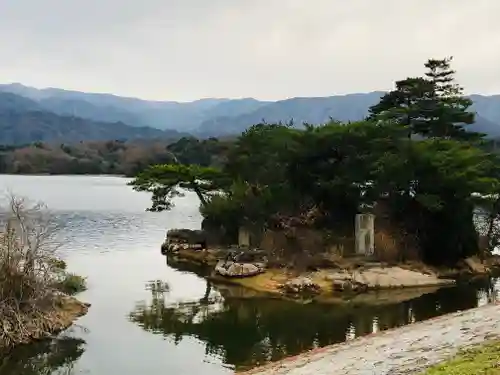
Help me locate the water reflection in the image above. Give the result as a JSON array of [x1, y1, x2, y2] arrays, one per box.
[[130, 265, 500, 371], [0, 336, 85, 375]]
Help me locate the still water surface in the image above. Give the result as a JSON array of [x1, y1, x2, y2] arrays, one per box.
[[0, 175, 499, 375]]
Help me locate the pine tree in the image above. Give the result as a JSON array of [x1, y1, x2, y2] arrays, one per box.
[[423, 57, 479, 140], [368, 77, 434, 138], [369, 57, 483, 141]]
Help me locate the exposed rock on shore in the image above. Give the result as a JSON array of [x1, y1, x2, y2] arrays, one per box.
[[0, 296, 90, 352], [325, 266, 454, 290], [215, 261, 264, 277], [279, 277, 321, 295]]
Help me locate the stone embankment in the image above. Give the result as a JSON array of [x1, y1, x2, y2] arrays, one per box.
[[241, 303, 500, 375]]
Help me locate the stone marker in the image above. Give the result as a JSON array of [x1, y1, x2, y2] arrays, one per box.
[[355, 214, 375, 256]]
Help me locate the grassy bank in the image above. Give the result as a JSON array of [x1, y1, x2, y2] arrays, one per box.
[[423, 340, 500, 374]]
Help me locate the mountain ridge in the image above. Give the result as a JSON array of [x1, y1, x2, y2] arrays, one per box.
[[0, 91, 185, 145], [1, 83, 500, 140]]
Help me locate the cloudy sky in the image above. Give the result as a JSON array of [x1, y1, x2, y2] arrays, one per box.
[[1, 0, 499, 101]]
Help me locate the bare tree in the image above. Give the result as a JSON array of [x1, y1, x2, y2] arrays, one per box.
[[0, 194, 77, 349]]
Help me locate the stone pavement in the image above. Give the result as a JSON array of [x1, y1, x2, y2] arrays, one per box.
[[242, 303, 500, 375]]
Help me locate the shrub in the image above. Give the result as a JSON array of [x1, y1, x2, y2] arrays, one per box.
[[55, 273, 87, 296], [0, 195, 87, 349]]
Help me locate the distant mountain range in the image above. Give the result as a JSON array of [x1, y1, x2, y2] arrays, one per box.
[[1, 83, 500, 144], [0, 90, 184, 145]]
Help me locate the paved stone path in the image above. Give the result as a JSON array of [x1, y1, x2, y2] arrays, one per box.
[[241, 303, 500, 375]]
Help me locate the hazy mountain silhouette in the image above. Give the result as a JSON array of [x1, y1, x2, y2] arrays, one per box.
[[1, 83, 500, 140]]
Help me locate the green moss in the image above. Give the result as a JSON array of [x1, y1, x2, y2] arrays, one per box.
[[423, 341, 500, 374]]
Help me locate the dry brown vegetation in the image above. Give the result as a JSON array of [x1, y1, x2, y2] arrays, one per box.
[[0, 195, 88, 351], [0, 140, 176, 176]]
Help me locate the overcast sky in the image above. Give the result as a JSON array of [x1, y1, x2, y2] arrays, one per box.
[[1, 0, 499, 101]]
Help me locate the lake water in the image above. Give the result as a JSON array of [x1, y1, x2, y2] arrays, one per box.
[[0, 175, 498, 375]]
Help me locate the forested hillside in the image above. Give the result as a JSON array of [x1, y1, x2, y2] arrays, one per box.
[[2, 83, 500, 137], [0, 92, 184, 145]]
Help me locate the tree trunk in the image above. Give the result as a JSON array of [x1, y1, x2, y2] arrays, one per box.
[[190, 181, 208, 207]]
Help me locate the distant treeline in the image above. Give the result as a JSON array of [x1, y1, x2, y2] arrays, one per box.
[[0, 137, 232, 176], [2, 127, 499, 177]]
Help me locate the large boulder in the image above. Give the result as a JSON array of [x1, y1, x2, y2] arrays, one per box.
[[215, 261, 263, 278], [280, 277, 321, 295], [222, 249, 268, 270], [162, 229, 207, 255], [234, 249, 268, 269]]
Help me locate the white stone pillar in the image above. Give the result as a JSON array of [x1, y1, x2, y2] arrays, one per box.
[[355, 214, 375, 256], [238, 227, 251, 247]]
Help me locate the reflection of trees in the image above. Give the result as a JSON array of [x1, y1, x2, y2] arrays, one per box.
[[0, 336, 85, 375], [131, 272, 497, 371], [472, 276, 499, 306], [129, 279, 484, 371]]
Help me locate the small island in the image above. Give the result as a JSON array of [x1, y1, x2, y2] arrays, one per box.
[[131, 57, 500, 302]]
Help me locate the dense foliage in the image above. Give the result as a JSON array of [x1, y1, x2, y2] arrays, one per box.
[[131, 57, 500, 266], [369, 57, 481, 140]]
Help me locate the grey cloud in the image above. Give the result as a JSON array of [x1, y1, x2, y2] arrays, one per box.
[[0, 0, 499, 101]]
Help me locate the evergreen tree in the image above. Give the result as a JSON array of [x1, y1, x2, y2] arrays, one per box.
[[423, 57, 480, 140], [369, 57, 483, 141], [368, 77, 433, 138]]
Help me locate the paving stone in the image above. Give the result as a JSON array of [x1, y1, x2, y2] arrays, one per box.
[[242, 303, 500, 375]]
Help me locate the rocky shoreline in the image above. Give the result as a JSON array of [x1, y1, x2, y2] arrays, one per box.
[[166, 247, 462, 301], [0, 296, 90, 353], [166, 252, 465, 309], [239, 302, 500, 374], [207, 265, 455, 300], [163, 229, 500, 304]]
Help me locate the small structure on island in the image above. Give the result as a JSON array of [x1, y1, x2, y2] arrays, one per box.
[[238, 227, 251, 247], [161, 229, 207, 255], [355, 213, 375, 256]]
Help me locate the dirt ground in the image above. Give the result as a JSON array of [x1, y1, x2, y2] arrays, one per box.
[[240, 303, 500, 375]]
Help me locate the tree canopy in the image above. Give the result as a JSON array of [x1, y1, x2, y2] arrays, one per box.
[[369, 57, 482, 140], [130, 57, 500, 265]]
